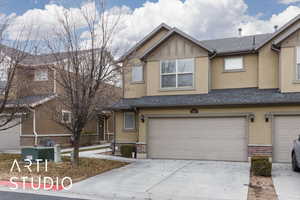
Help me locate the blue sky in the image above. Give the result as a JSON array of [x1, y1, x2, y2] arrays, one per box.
[[0, 0, 296, 19]]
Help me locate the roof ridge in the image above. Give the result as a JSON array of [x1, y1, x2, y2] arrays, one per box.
[[201, 33, 272, 42]]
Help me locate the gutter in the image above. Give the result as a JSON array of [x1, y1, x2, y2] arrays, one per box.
[[28, 107, 38, 146], [271, 44, 280, 53], [209, 50, 217, 59]]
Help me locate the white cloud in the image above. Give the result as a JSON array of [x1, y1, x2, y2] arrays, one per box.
[[279, 0, 300, 4], [6, 2, 97, 41], [239, 6, 300, 35], [4, 0, 300, 55]]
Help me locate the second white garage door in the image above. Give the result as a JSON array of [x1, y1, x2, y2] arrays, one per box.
[[148, 117, 247, 161], [274, 116, 300, 163]]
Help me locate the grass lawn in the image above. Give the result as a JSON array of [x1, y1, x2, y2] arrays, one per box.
[[0, 154, 128, 185]]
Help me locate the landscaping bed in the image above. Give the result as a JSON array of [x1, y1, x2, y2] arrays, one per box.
[[247, 175, 278, 200], [248, 157, 278, 200], [0, 153, 128, 186]]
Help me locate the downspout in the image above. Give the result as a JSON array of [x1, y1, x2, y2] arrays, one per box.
[[112, 111, 116, 155], [28, 107, 38, 146]]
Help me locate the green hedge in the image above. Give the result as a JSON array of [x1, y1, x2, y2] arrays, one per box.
[[251, 157, 272, 177], [120, 145, 136, 158]]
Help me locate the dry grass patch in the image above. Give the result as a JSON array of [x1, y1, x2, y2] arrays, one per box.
[[247, 175, 278, 200], [0, 154, 128, 185]]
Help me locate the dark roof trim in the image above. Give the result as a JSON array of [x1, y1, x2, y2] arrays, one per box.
[[214, 49, 257, 56], [273, 22, 300, 46], [255, 14, 300, 50], [118, 23, 172, 62], [140, 27, 214, 60]]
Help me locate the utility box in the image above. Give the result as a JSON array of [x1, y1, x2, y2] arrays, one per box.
[[21, 147, 54, 162]]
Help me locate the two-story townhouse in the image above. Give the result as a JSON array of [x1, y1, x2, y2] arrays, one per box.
[[0, 51, 117, 150], [112, 14, 300, 163]]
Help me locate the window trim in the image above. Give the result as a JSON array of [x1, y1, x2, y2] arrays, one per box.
[[131, 65, 144, 84], [34, 69, 49, 81], [123, 112, 136, 131], [295, 46, 300, 81], [61, 110, 71, 124], [160, 58, 195, 90], [223, 56, 245, 72]]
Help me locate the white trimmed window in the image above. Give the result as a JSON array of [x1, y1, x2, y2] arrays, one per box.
[[224, 57, 243, 71], [124, 112, 135, 130], [62, 110, 71, 123], [296, 47, 300, 80], [34, 69, 48, 81], [160, 59, 194, 89], [132, 65, 143, 82]]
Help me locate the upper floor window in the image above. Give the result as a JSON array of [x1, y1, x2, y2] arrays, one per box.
[[296, 47, 300, 80], [160, 59, 194, 89], [132, 65, 143, 82], [124, 112, 135, 130], [34, 69, 48, 81], [224, 57, 243, 71], [61, 110, 71, 123]]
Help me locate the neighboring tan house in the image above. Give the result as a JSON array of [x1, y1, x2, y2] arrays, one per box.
[[111, 14, 300, 163], [0, 51, 116, 150]]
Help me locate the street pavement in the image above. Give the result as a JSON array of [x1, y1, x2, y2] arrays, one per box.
[[0, 191, 87, 200]]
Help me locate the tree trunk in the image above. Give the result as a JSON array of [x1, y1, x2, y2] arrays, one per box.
[[72, 132, 81, 167]]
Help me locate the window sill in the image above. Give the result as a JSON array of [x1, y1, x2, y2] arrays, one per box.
[[159, 87, 195, 92], [223, 69, 245, 73], [34, 80, 49, 82], [293, 80, 300, 84], [131, 81, 145, 84], [123, 128, 137, 132]]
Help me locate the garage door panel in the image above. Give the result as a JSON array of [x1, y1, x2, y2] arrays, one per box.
[[0, 119, 21, 150], [274, 116, 300, 163], [148, 117, 247, 161]]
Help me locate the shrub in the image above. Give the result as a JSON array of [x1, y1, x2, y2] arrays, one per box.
[[251, 157, 272, 177], [120, 145, 136, 158]]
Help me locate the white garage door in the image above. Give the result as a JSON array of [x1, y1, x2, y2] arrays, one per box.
[[0, 119, 21, 150], [148, 117, 247, 161], [274, 116, 300, 163]]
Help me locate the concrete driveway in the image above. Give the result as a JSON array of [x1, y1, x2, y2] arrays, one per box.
[[69, 160, 250, 200], [273, 164, 300, 200]]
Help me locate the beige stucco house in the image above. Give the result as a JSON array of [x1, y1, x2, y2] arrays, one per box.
[[112, 14, 300, 163]]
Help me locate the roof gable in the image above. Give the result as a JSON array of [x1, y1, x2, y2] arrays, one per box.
[[119, 23, 172, 61], [273, 22, 300, 46], [141, 28, 213, 60], [255, 14, 300, 50]]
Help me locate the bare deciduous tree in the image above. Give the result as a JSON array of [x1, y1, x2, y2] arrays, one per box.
[[0, 14, 34, 130], [45, 0, 122, 166]]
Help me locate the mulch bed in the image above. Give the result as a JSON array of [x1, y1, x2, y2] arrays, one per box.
[[247, 174, 278, 200], [0, 154, 128, 186]]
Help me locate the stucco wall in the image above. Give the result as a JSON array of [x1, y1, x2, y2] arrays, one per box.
[[115, 111, 138, 143], [280, 47, 300, 92], [123, 28, 169, 99], [211, 54, 258, 89]]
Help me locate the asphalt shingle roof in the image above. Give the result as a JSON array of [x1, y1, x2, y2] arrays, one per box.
[[111, 88, 300, 110], [6, 94, 55, 107], [201, 33, 272, 54]]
